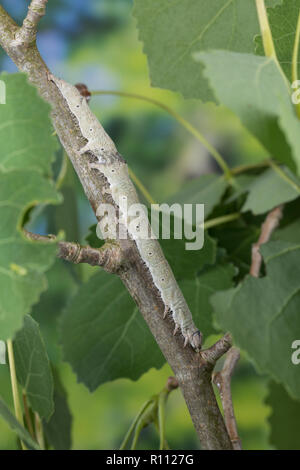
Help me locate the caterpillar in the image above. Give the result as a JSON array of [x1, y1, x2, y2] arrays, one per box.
[[50, 75, 203, 352]]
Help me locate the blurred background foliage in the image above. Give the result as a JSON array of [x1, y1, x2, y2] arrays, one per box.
[[0, 0, 279, 450]]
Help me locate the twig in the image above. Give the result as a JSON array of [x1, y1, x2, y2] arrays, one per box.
[[158, 377, 179, 450], [91, 90, 232, 179], [250, 205, 284, 277], [255, 0, 277, 60], [212, 348, 242, 450], [13, 0, 48, 46], [23, 230, 124, 273], [121, 376, 179, 451], [292, 11, 300, 119], [34, 413, 45, 450]]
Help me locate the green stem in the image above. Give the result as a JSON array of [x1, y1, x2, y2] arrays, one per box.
[[292, 11, 300, 119], [119, 400, 153, 450], [158, 390, 167, 450], [203, 212, 241, 230], [34, 413, 45, 450], [127, 161, 297, 228], [91, 90, 232, 179], [7, 340, 26, 450], [268, 160, 300, 193]]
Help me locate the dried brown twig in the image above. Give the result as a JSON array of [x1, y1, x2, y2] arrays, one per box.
[[213, 204, 284, 449], [250, 205, 284, 277], [213, 348, 242, 450]]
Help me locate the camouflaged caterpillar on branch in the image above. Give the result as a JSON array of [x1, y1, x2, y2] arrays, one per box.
[[50, 74, 202, 351]]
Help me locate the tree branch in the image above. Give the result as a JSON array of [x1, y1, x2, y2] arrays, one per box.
[[212, 205, 285, 449], [201, 333, 232, 365], [250, 205, 284, 277], [23, 230, 124, 273], [213, 348, 242, 450], [0, 4, 232, 449]]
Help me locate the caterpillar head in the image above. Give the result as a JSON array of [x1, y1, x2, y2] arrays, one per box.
[[157, 264, 174, 289], [55, 78, 83, 111]]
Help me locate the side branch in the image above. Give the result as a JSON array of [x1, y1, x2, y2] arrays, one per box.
[[213, 348, 242, 450], [214, 205, 285, 449], [250, 205, 284, 277], [24, 230, 123, 273]]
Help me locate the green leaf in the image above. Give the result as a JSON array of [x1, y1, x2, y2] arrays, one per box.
[[0, 73, 62, 339], [195, 51, 298, 172], [0, 73, 57, 174], [255, 0, 300, 83], [61, 271, 164, 391], [266, 381, 300, 450], [278, 96, 300, 176], [133, 0, 281, 100], [31, 260, 78, 365], [86, 218, 217, 281], [43, 371, 72, 450], [0, 170, 61, 340], [13, 315, 54, 421], [167, 174, 228, 219], [153, 203, 217, 279], [242, 167, 300, 214], [224, 174, 256, 205], [0, 396, 40, 450], [180, 263, 236, 338], [85, 224, 105, 249], [211, 240, 300, 399]]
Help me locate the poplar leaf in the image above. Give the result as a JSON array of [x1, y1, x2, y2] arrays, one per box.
[[0, 396, 40, 450], [0, 73, 61, 339], [196, 51, 300, 173], [13, 315, 54, 420], [255, 0, 300, 82]]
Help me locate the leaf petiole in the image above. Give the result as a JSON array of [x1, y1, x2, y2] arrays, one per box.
[[91, 90, 232, 179], [119, 399, 153, 450]]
